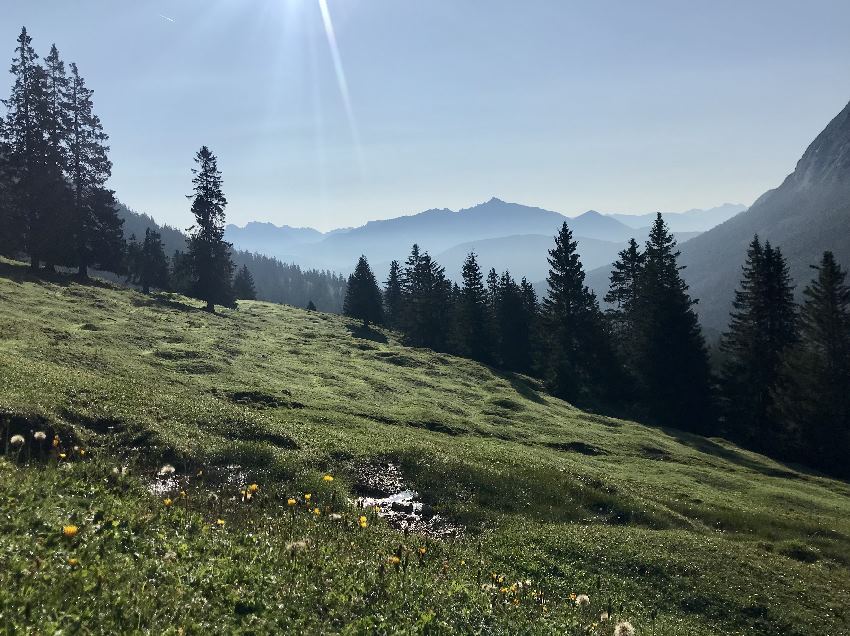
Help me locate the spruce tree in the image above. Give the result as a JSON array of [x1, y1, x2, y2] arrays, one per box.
[[383, 260, 403, 328], [233, 264, 257, 301], [2, 27, 51, 268], [542, 222, 617, 406], [306, 300, 316, 312], [633, 213, 714, 431], [720, 236, 797, 448], [186, 146, 234, 312], [65, 62, 122, 277], [493, 271, 534, 373], [774, 252, 850, 475], [400, 245, 451, 349], [343, 255, 383, 326], [128, 228, 169, 294], [456, 252, 491, 362]]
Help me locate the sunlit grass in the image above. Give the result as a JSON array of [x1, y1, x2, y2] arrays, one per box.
[[1, 257, 849, 634]]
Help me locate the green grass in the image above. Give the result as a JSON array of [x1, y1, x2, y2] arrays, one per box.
[[1, 257, 849, 634]]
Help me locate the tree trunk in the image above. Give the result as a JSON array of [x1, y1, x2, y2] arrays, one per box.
[[30, 254, 39, 270], [143, 283, 150, 295], [205, 299, 215, 313], [78, 263, 88, 280]]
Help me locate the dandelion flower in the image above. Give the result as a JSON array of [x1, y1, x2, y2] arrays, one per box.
[[9, 434, 24, 447], [600, 611, 609, 622], [179, 491, 186, 498], [33, 431, 47, 442], [322, 474, 334, 482], [359, 515, 368, 528], [79, 449, 86, 456], [247, 483, 259, 494], [52, 435, 60, 448], [418, 547, 427, 556], [569, 593, 576, 601], [111, 467, 120, 476], [313, 508, 321, 516], [329, 513, 343, 522], [576, 594, 590, 608], [159, 464, 176, 476], [614, 621, 635, 636], [163, 498, 173, 507], [304, 493, 311, 501], [215, 519, 225, 527], [388, 555, 401, 565], [63, 525, 78, 538], [286, 540, 309, 555], [68, 558, 79, 567], [121, 466, 130, 476], [287, 498, 297, 506], [58, 453, 67, 460]]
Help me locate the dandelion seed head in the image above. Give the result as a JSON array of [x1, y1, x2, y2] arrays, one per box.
[[614, 621, 636, 636], [33, 431, 47, 442], [10, 434, 24, 447], [576, 594, 590, 607], [329, 513, 343, 521], [159, 464, 176, 476]]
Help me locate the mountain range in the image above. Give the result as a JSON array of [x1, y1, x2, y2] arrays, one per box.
[[223, 200, 735, 282]]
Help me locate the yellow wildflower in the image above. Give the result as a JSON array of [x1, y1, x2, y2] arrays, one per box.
[[304, 493, 311, 501], [163, 498, 173, 507], [313, 508, 321, 516], [63, 525, 78, 538], [79, 449, 86, 456], [68, 558, 79, 567], [59, 453, 67, 460], [322, 474, 334, 482], [359, 515, 368, 528], [418, 547, 427, 556], [287, 498, 297, 506], [247, 484, 259, 494], [388, 555, 401, 565], [215, 519, 225, 527]]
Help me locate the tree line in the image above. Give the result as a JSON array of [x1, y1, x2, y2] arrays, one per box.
[[0, 27, 345, 313], [343, 216, 850, 477]]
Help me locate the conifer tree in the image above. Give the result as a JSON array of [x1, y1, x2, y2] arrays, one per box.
[[306, 300, 316, 312], [343, 255, 383, 326], [128, 228, 169, 294], [632, 213, 714, 431], [720, 236, 797, 448], [455, 252, 491, 362], [542, 222, 617, 405], [774, 252, 850, 475], [383, 260, 403, 328], [233, 264, 257, 301], [2, 27, 51, 268], [186, 146, 235, 312], [65, 62, 122, 277], [400, 244, 451, 349], [493, 271, 535, 372]]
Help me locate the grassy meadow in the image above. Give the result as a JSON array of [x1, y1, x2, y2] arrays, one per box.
[[1, 257, 849, 635]]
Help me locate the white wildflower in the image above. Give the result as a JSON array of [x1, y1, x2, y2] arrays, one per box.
[[10, 435, 25, 447]]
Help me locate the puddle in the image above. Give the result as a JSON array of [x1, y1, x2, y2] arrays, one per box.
[[147, 464, 248, 496], [353, 462, 462, 538]]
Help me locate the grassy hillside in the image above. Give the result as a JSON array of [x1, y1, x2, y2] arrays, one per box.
[[1, 258, 849, 635]]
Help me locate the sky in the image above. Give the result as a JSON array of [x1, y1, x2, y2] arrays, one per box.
[[2, 1, 850, 231]]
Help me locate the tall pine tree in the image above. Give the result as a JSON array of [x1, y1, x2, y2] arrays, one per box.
[[383, 260, 403, 328], [455, 252, 492, 362], [632, 213, 714, 431], [2, 27, 51, 268], [542, 222, 617, 406], [186, 146, 234, 312], [65, 62, 122, 277], [720, 236, 797, 449], [774, 252, 850, 476], [343, 255, 383, 326]]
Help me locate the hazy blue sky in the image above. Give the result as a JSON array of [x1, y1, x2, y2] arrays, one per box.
[[3, 1, 850, 230]]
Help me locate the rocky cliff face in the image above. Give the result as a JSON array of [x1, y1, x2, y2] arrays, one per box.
[[678, 99, 850, 335]]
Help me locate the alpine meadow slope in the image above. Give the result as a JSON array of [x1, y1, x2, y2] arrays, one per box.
[[1, 258, 849, 634]]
